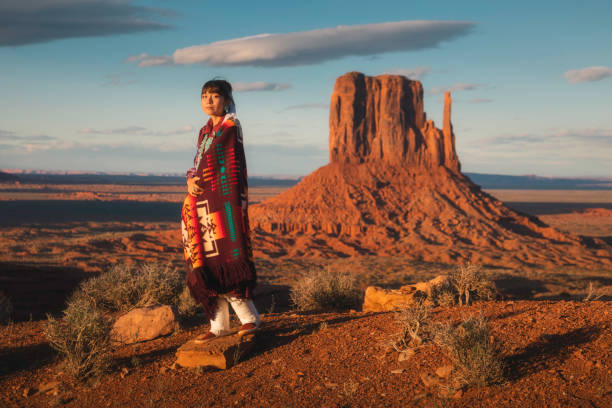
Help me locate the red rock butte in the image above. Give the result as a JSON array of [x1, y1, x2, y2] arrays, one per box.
[[250, 72, 611, 268]]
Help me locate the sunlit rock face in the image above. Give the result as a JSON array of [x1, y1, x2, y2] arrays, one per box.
[[329, 72, 459, 172]]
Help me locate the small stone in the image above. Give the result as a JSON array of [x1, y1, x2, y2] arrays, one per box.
[[413, 393, 427, 401], [391, 368, 404, 374], [159, 366, 168, 374], [420, 373, 440, 387], [435, 365, 453, 379], [120, 367, 130, 379], [38, 381, 60, 395], [23, 387, 36, 398], [398, 349, 415, 362], [296, 372, 304, 377]]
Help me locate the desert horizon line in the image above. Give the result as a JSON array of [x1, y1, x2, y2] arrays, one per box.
[[2, 168, 612, 182]]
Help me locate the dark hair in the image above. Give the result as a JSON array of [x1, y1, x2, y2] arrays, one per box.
[[201, 78, 233, 105]]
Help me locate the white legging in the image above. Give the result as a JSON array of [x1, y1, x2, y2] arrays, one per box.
[[209, 294, 261, 336]]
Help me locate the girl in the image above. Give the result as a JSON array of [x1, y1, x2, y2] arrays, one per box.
[[182, 79, 260, 342]]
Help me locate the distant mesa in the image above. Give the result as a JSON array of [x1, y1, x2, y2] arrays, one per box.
[[249, 72, 611, 268], [0, 171, 19, 182]]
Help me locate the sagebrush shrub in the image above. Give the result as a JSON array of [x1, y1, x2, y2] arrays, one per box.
[[44, 297, 112, 381], [72, 263, 184, 313], [290, 266, 360, 311], [433, 315, 503, 387], [44, 262, 193, 381], [393, 299, 432, 350], [583, 281, 606, 302], [177, 286, 201, 318], [449, 263, 495, 306], [430, 280, 458, 307]]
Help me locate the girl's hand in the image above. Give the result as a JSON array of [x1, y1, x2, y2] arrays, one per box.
[[187, 177, 203, 197]]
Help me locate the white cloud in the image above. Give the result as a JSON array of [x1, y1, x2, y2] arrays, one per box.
[[233, 82, 291, 92], [128, 20, 474, 67], [0, 129, 56, 141], [429, 83, 482, 94], [478, 128, 612, 148], [0, 137, 328, 175], [563, 66, 612, 83], [123, 53, 149, 64], [469, 98, 494, 104], [0, 0, 173, 47], [138, 55, 173, 67], [384, 66, 432, 80], [282, 103, 329, 111], [78, 125, 193, 136], [460, 128, 612, 177]]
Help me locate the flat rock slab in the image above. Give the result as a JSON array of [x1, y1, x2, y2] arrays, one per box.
[[176, 333, 255, 370]]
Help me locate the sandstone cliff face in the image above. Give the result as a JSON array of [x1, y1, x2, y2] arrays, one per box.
[[249, 72, 611, 269], [329, 72, 459, 172]]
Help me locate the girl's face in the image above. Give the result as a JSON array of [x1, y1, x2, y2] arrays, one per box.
[[201, 91, 226, 118]]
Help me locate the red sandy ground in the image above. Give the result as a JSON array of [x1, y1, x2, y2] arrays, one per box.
[[1, 301, 610, 408], [1, 185, 611, 407]]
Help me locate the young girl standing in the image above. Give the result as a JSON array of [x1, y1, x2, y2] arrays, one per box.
[[182, 79, 260, 341]]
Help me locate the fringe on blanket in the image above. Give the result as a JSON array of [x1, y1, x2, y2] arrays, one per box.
[[185, 258, 256, 320]]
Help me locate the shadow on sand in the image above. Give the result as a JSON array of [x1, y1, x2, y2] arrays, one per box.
[[504, 326, 602, 381], [0, 262, 91, 321], [0, 342, 56, 377]]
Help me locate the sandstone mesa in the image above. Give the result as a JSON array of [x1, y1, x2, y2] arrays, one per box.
[[250, 72, 611, 268]]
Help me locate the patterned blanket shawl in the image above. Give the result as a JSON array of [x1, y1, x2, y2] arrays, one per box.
[[181, 113, 256, 318]]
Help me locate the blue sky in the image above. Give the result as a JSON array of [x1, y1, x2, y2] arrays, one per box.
[[0, 0, 611, 177]]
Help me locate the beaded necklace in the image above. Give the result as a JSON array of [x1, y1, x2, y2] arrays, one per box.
[[195, 127, 222, 170]]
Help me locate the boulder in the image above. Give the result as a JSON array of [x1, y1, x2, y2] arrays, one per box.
[[111, 305, 178, 345], [362, 276, 450, 312], [412, 275, 451, 297], [175, 333, 255, 370], [362, 286, 422, 312], [420, 373, 440, 387], [435, 365, 453, 379], [398, 348, 415, 362]]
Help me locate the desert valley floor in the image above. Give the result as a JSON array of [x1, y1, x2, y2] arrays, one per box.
[[0, 182, 611, 407]]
